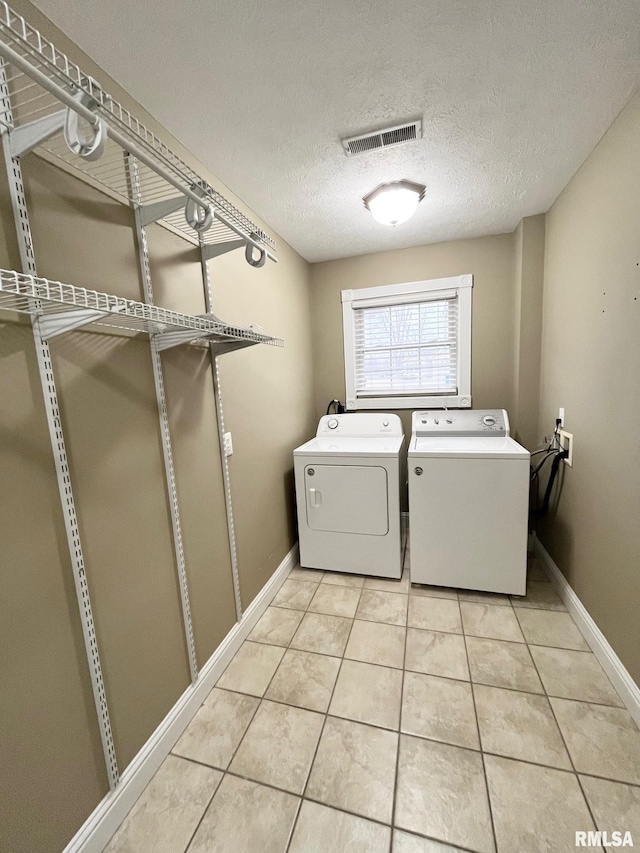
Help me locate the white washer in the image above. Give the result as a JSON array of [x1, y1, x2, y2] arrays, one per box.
[[408, 409, 530, 595], [294, 414, 404, 578]]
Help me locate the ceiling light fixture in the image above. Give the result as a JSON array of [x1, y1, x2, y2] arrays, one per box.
[[363, 180, 426, 226]]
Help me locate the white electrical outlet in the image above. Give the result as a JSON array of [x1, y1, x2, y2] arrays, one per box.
[[558, 407, 565, 427], [559, 429, 573, 467], [223, 432, 233, 457]]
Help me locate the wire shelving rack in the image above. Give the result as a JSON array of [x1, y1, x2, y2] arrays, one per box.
[[0, 0, 277, 260], [0, 268, 284, 351], [0, 0, 284, 795]]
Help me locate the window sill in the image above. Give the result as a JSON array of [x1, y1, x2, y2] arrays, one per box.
[[347, 395, 472, 410]]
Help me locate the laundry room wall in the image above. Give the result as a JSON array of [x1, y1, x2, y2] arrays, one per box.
[[512, 214, 546, 451], [309, 232, 517, 446], [0, 2, 316, 852], [536, 90, 640, 686]]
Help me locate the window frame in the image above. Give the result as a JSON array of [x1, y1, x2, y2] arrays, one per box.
[[341, 274, 473, 410]]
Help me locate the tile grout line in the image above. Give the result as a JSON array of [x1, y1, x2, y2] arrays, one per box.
[[254, 618, 630, 710], [189, 575, 310, 853], [226, 572, 324, 850], [463, 635, 627, 709], [179, 772, 224, 853], [511, 603, 590, 651], [185, 568, 333, 853], [174, 738, 640, 793], [524, 630, 605, 846], [389, 571, 411, 853], [182, 664, 269, 852], [510, 595, 629, 705], [459, 592, 500, 853], [191, 605, 640, 792], [173, 563, 629, 853], [173, 580, 313, 853], [513, 618, 625, 708], [283, 573, 365, 853], [299, 786, 492, 852], [104, 562, 576, 851]]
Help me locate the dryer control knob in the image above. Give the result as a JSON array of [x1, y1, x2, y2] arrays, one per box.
[[483, 415, 497, 426], [382, 419, 389, 427], [327, 418, 339, 429]]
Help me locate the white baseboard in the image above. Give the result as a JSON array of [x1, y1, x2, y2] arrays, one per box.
[[533, 534, 640, 728], [63, 543, 298, 853]]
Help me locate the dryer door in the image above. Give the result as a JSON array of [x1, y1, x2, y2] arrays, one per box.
[[305, 464, 389, 535]]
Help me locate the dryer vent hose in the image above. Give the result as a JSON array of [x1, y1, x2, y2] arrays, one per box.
[[326, 399, 345, 415]]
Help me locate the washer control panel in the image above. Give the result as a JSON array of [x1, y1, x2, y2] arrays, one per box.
[[412, 409, 509, 437], [317, 413, 403, 437]]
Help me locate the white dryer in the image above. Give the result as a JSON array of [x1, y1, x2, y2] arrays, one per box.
[[294, 414, 404, 578], [408, 409, 530, 595]]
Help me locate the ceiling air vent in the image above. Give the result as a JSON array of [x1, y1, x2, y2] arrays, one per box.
[[341, 120, 422, 157]]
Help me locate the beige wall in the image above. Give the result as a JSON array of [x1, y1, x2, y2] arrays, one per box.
[[512, 215, 546, 450], [536, 92, 640, 685], [0, 4, 315, 852], [309, 233, 517, 442]]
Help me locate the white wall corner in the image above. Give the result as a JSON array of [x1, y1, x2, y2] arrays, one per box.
[[532, 534, 640, 728], [63, 543, 298, 853]]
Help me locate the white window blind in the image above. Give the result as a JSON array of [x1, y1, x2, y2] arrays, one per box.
[[353, 294, 458, 397], [342, 275, 472, 410]]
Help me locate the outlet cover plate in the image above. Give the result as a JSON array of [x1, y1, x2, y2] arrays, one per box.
[[559, 429, 573, 466]]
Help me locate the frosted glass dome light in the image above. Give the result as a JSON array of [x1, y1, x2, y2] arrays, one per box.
[[363, 180, 426, 226]]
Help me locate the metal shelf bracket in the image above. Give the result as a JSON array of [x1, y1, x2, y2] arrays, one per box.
[[202, 239, 245, 261], [9, 110, 66, 158], [154, 327, 208, 352], [210, 340, 255, 355], [139, 195, 186, 227], [37, 306, 121, 339]]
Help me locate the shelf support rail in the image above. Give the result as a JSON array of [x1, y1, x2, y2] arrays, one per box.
[[127, 153, 199, 684], [200, 244, 243, 623], [0, 38, 277, 265], [0, 60, 119, 789]]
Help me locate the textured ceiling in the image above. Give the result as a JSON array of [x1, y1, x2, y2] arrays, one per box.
[[32, 0, 640, 262]]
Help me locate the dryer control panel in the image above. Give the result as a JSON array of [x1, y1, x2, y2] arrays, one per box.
[[317, 413, 403, 437], [412, 409, 510, 437]]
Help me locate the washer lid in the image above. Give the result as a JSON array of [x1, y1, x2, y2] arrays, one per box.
[[295, 435, 404, 458], [409, 435, 529, 459]]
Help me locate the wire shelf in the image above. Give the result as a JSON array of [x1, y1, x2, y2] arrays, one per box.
[[0, 268, 284, 349], [0, 0, 276, 255]]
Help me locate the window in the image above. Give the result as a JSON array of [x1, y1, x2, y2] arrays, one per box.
[[342, 275, 473, 410]]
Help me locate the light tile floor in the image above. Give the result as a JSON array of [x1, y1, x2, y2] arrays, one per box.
[[106, 543, 640, 853]]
